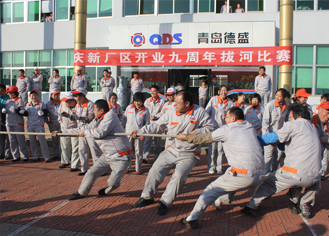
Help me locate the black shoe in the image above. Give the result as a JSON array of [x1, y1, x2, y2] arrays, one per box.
[[59, 164, 70, 169], [78, 172, 87, 176], [98, 188, 107, 196], [300, 205, 311, 219], [180, 218, 199, 229], [288, 201, 299, 214], [212, 202, 222, 210], [23, 158, 29, 162], [158, 202, 168, 215], [241, 206, 256, 217], [12, 158, 20, 162], [69, 168, 79, 172], [133, 198, 155, 208], [142, 159, 148, 164], [5, 156, 13, 160], [321, 176, 326, 181], [67, 192, 84, 201]]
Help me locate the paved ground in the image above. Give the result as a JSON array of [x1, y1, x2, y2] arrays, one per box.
[[1, 144, 329, 236]]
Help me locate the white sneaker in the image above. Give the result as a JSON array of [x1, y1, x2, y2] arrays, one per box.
[[217, 170, 223, 175], [208, 169, 215, 174]]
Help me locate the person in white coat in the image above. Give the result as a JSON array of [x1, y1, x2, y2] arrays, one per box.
[[100, 69, 115, 103], [254, 66, 272, 106], [70, 66, 87, 91], [29, 68, 43, 101], [244, 93, 264, 136], [198, 81, 208, 108], [108, 93, 124, 122], [48, 69, 63, 93], [16, 69, 29, 105], [130, 72, 144, 104]]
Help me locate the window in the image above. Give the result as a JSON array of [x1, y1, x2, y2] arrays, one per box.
[[198, 0, 214, 13], [87, 0, 98, 18], [296, 0, 313, 10], [0, 52, 11, 67], [40, 68, 51, 91], [67, 50, 74, 66], [124, 0, 154, 15], [248, 0, 263, 11], [316, 46, 329, 65], [159, 0, 173, 14], [140, 0, 154, 14], [319, 0, 329, 10], [175, 0, 189, 13], [296, 67, 312, 94], [11, 69, 21, 87], [39, 51, 51, 67], [26, 51, 38, 67], [85, 67, 96, 91], [159, 0, 189, 14], [28, 1, 40, 22], [56, 0, 69, 20], [0, 69, 11, 86], [124, 0, 138, 15], [53, 50, 66, 66], [1, 3, 11, 23], [12, 52, 24, 67], [67, 68, 74, 90], [99, 0, 112, 17], [296, 46, 313, 65], [12, 2, 24, 23], [316, 68, 329, 94]]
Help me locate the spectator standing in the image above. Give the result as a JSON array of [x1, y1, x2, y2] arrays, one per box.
[[255, 66, 272, 106], [29, 68, 43, 101]]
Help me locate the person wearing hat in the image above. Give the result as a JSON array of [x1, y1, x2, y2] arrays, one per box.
[[48, 69, 63, 93], [58, 92, 80, 172], [46, 89, 62, 160], [100, 69, 115, 103], [130, 72, 144, 104], [198, 81, 208, 108], [160, 87, 176, 148], [71, 89, 102, 175], [29, 68, 43, 101], [0, 84, 11, 160], [3, 86, 29, 162], [21, 90, 50, 162], [16, 69, 29, 105], [292, 88, 313, 118], [312, 93, 329, 115], [70, 67, 87, 91], [242, 103, 321, 219], [122, 92, 150, 174], [311, 102, 329, 180], [254, 66, 272, 106]]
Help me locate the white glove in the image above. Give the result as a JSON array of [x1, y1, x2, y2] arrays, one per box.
[[19, 109, 25, 114], [37, 110, 44, 116], [1, 108, 6, 113]]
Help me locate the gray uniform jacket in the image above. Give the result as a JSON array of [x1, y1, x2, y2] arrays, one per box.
[[62, 112, 131, 160], [29, 74, 43, 91], [109, 103, 124, 122], [254, 74, 272, 92], [144, 97, 166, 120], [131, 78, 143, 94], [312, 114, 329, 150], [25, 101, 47, 127], [262, 100, 289, 134], [138, 105, 217, 157], [198, 86, 208, 98], [122, 105, 150, 133], [100, 76, 115, 94], [58, 102, 78, 129], [5, 97, 25, 126], [276, 118, 322, 177], [206, 96, 234, 126], [211, 120, 265, 175], [73, 99, 94, 128], [16, 76, 29, 93], [46, 100, 61, 126], [160, 101, 175, 116], [71, 73, 87, 90], [244, 105, 264, 132], [48, 76, 63, 92]]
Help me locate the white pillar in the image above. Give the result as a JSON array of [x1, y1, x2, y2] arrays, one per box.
[[189, 0, 194, 13]]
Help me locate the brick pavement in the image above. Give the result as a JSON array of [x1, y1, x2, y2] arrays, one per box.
[[1, 146, 329, 236]]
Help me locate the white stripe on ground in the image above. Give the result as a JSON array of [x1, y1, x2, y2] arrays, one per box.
[[7, 201, 69, 236], [299, 214, 318, 236]]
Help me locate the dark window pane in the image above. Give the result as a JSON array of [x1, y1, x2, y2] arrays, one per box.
[[248, 0, 263, 11], [140, 0, 154, 14], [124, 0, 138, 15], [159, 0, 173, 13], [53, 50, 66, 66], [0, 52, 11, 67], [12, 69, 21, 87], [13, 2, 24, 22], [316, 68, 329, 95], [26, 51, 38, 67], [28, 1, 39, 22], [1, 3, 11, 23], [99, 0, 112, 17], [297, 0, 313, 10], [40, 69, 51, 91], [39, 51, 51, 67], [67, 68, 74, 91], [67, 50, 74, 66], [85, 67, 96, 91], [0, 69, 11, 86], [296, 67, 312, 94], [12, 52, 24, 67], [175, 0, 189, 13], [319, 0, 329, 10], [199, 0, 214, 12]]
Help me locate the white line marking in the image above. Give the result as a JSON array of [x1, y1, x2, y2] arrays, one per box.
[[8, 201, 69, 236], [299, 214, 318, 236]]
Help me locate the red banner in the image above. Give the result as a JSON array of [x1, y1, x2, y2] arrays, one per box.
[[74, 46, 292, 66]]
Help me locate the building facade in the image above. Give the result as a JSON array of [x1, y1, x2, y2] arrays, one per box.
[[0, 0, 328, 104]]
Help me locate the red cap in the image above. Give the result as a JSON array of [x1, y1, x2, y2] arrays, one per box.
[[317, 102, 329, 110], [295, 89, 311, 98], [7, 86, 18, 93], [30, 90, 38, 95]]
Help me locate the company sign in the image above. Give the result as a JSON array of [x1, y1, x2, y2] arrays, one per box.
[[131, 33, 183, 47]]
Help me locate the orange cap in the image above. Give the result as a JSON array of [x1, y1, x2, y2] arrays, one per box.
[[30, 90, 38, 95], [7, 86, 18, 93], [295, 89, 311, 98], [317, 102, 329, 110]]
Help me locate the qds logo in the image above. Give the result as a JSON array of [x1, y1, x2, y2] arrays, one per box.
[[131, 33, 145, 47], [149, 33, 182, 45]]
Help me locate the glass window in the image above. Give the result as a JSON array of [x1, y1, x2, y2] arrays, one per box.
[[99, 0, 112, 17], [316, 68, 329, 94], [124, 0, 138, 15], [12, 69, 21, 87], [26, 51, 38, 67], [39, 51, 51, 67], [316, 46, 329, 65], [140, 0, 154, 14], [297, 0, 313, 10], [175, 0, 189, 13], [0, 69, 11, 86], [319, 0, 329, 10], [199, 0, 214, 12], [53, 50, 66, 66], [85, 67, 96, 91], [1, 3, 11, 23], [56, 0, 68, 20], [12, 52, 24, 67], [28, 1, 39, 22], [296, 46, 313, 65], [67, 50, 74, 66], [87, 0, 97, 18], [248, 0, 263, 11], [13, 2, 24, 23], [292, 67, 295, 94], [296, 67, 312, 93], [0, 52, 11, 67], [25, 69, 35, 81], [67, 68, 74, 90], [159, 0, 173, 14], [40, 68, 51, 91]]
